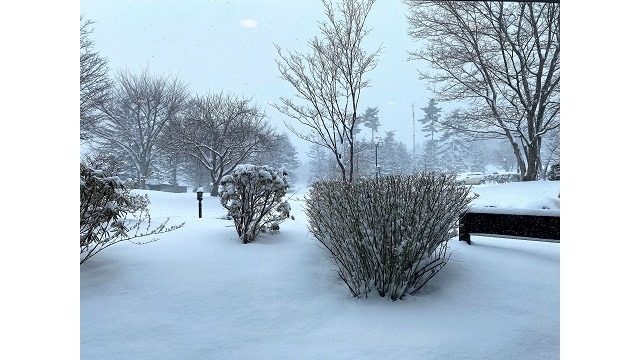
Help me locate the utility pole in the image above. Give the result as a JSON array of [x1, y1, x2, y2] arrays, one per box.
[[412, 102, 416, 173], [375, 141, 380, 179], [374, 139, 383, 179]]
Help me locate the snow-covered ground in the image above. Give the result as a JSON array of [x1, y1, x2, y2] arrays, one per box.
[[81, 180, 560, 359]]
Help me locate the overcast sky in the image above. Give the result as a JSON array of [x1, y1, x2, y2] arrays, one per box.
[[80, 0, 445, 161]]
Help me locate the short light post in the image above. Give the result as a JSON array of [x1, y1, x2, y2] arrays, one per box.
[[374, 140, 382, 179], [196, 187, 204, 218]]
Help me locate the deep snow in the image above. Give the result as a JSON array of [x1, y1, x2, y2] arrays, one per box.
[[80, 180, 560, 359]]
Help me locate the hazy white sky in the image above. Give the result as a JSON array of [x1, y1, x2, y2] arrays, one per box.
[[80, 0, 443, 160]]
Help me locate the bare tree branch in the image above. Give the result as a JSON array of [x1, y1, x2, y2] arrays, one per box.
[[92, 68, 189, 188], [80, 15, 112, 141], [406, 1, 559, 180], [168, 91, 275, 196], [273, 0, 381, 182]]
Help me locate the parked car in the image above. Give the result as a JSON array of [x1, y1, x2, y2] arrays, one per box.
[[485, 172, 521, 184], [456, 172, 485, 185]]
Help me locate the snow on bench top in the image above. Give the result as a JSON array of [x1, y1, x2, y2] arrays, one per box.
[[467, 180, 560, 217], [467, 205, 560, 217]]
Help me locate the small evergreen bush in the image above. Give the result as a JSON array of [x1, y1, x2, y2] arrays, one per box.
[[80, 158, 184, 265], [305, 173, 476, 300], [219, 164, 291, 244]]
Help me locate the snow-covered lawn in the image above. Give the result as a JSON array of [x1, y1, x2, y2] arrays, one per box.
[[81, 180, 560, 360]]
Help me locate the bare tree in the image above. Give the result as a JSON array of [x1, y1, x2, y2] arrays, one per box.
[[80, 15, 112, 141], [93, 68, 189, 188], [406, 1, 560, 181], [273, 0, 381, 182], [171, 92, 275, 196], [541, 127, 560, 179]]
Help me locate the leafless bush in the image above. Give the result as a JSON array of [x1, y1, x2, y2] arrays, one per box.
[[305, 173, 476, 300]]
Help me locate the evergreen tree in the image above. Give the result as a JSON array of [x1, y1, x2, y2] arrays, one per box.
[[353, 137, 375, 178], [468, 142, 488, 173], [251, 132, 300, 172], [419, 99, 441, 137], [361, 106, 381, 143], [438, 110, 470, 173], [418, 99, 442, 172], [307, 143, 336, 181], [379, 131, 412, 175], [420, 139, 441, 172], [491, 139, 518, 172], [352, 113, 364, 138]]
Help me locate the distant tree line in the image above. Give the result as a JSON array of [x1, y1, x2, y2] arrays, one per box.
[[83, 0, 560, 189], [275, 0, 559, 182], [80, 16, 300, 194], [304, 99, 559, 183]]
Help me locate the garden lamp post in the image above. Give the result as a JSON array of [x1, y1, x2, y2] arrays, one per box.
[[196, 187, 204, 218], [375, 140, 382, 179]]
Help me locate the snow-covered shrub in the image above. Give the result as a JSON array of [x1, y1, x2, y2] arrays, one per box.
[[305, 173, 476, 300], [486, 172, 521, 184], [80, 159, 184, 265], [219, 164, 291, 244]]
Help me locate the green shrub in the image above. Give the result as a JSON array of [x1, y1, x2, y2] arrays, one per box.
[[219, 164, 291, 244], [80, 158, 183, 264]]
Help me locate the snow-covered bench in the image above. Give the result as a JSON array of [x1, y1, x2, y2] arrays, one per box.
[[458, 206, 560, 244]]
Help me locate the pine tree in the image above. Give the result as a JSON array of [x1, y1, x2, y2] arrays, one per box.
[[361, 106, 381, 143], [418, 99, 442, 172], [307, 143, 335, 181], [468, 142, 488, 173], [421, 139, 441, 172], [418, 99, 441, 136], [378, 131, 412, 175], [250, 132, 301, 174], [438, 110, 470, 173]]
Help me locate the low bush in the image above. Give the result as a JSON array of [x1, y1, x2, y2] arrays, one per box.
[[219, 164, 291, 244], [305, 173, 476, 300], [80, 158, 184, 265]]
